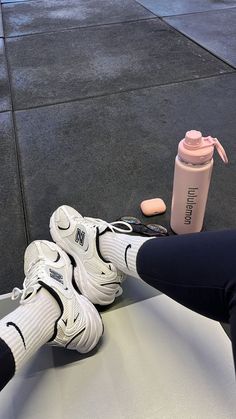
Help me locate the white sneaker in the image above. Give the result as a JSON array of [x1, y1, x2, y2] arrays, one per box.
[[12, 240, 103, 353], [50, 206, 131, 305]]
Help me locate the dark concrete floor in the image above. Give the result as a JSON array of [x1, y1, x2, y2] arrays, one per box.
[[0, 0, 236, 294]]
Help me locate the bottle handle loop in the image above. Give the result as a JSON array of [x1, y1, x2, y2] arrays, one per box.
[[202, 136, 228, 164]]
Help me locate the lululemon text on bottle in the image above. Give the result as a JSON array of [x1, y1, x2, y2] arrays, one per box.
[[184, 187, 198, 225]]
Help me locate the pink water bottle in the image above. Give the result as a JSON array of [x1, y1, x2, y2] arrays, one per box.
[[170, 130, 228, 234]]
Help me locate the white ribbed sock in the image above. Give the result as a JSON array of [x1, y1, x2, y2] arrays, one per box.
[[0, 288, 60, 372], [99, 232, 153, 279]]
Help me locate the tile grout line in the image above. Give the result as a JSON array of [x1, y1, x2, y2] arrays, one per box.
[[2, 14, 30, 244], [0, 3, 3, 37], [162, 6, 236, 19], [134, 0, 161, 17], [3, 16, 158, 39], [2, 0, 39, 3], [13, 71, 236, 114]]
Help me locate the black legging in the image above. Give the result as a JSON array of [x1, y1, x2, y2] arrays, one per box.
[[136, 229, 236, 373]]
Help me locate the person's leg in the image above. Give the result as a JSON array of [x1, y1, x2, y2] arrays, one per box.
[[0, 289, 60, 391], [100, 229, 236, 323], [51, 206, 236, 371], [229, 303, 236, 374], [101, 228, 236, 373], [51, 207, 236, 368], [51, 205, 234, 323], [0, 240, 103, 392]]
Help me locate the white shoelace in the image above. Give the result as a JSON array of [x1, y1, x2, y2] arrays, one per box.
[[84, 217, 133, 234], [60, 208, 133, 235], [12, 260, 45, 305]]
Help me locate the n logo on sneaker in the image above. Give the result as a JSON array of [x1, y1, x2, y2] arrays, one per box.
[[49, 268, 64, 284], [75, 228, 86, 246]]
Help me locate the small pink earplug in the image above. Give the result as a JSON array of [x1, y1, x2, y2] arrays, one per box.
[[140, 198, 166, 216]]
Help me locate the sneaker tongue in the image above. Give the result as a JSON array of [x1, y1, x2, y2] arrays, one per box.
[[98, 224, 110, 235], [57, 208, 71, 229]]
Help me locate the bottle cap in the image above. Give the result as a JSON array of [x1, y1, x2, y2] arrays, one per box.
[[178, 130, 228, 165]]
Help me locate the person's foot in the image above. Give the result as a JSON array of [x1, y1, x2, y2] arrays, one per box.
[[50, 206, 128, 305], [13, 240, 103, 353]]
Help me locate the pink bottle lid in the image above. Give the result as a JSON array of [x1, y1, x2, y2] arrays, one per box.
[[178, 130, 228, 165]]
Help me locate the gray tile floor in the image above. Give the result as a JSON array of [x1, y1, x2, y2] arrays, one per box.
[[165, 8, 236, 66], [0, 0, 236, 297], [136, 0, 236, 15]]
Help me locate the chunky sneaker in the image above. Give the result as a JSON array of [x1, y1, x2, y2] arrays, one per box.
[[50, 206, 132, 305], [12, 240, 103, 353]]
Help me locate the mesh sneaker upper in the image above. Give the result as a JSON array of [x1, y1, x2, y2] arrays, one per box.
[[50, 206, 127, 305]]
